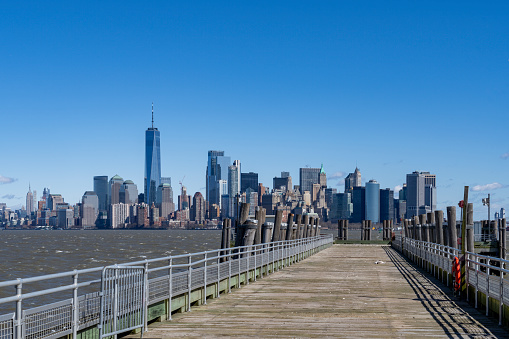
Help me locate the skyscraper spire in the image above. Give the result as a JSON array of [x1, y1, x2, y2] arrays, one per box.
[[151, 102, 154, 129]]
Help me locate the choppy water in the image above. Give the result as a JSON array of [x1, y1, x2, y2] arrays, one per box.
[[0, 229, 222, 313]]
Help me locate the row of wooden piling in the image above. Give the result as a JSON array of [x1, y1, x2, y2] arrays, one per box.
[[220, 203, 321, 261], [401, 204, 507, 258], [337, 219, 394, 241]]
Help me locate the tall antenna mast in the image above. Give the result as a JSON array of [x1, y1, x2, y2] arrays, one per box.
[[151, 102, 154, 128]]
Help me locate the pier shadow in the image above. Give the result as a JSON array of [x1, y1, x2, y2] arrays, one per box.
[[382, 246, 505, 338]]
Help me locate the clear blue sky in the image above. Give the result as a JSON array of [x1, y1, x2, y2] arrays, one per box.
[[1, 1, 508, 219]]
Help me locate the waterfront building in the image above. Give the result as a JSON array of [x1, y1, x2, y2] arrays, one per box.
[[57, 208, 74, 229], [206, 150, 231, 208], [209, 204, 220, 219], [221, 194, 230, 219], [109, 175, 123, 205], [145, 104, 162, 207], [501, 208, 506, 219], [302, 191, 311, 206], [93, 176, 108, 211], [81, 191, 99, 227], [120, 180, 138, 204], [344, 167, 361, 193], [110, 203, 130, 228], [241, 172, 258, 193], [137, 203, 149, 228], [351, 186, 366, 223], [365, 180, 380, 223], [178, 185, 191, 211], [261, 193, 279, 215], [245, 188, 258, 215], [191, 192, 206, 223], [380, 188, 394, 222], [299, 167, 321, 194], [399, 184, 407, 202]]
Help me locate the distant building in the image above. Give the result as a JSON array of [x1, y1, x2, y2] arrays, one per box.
[[228, 160, 241, 218], [145, 105, 162, 207], [26, 184, 34, 216], [344, 167, 361, 193], [206, 150, 231, 207], [351, 186, 366, 223], [406, 171, 436, 218], [47, 194, 64, 211], [324, 188, 337, 209], [81, 191, 99, 227], [157, 183, 174, 219], [191, 192, 206, 223], [57, 208, 74, 229], [120, 180, 138, 204], [109, 175, 123, 205], [110, 203, 130, 228], [273, 172, 292, 192], [178, 186, 191, 211], [365, 180, 380, 223], [299, 167, 320, 194], [241, 172, 258, 193], [331, 192, 352, 220], [93, 176, 108, 211], [319, 164, 327, 188], [380, 188, 394, 222], [258, 183, 267, 206]]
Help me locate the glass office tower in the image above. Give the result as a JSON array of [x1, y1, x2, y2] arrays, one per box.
[[145, 122, 161, 207]]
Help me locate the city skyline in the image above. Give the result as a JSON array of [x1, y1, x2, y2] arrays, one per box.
[[1, 2, 508, 218]]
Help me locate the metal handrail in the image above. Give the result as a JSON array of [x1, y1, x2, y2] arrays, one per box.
[[0, 233, 333, 339]]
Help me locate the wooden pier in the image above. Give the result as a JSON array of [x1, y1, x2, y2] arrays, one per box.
[[131, 244, 506, 338]]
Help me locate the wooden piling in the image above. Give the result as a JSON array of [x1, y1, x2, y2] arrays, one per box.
[[435, 210, 443, 245], [272, 210, 283, 242], [403, 219, 409, 238], [447, 206, 457, 249], [295, 214, 302, 239], [302, 215, 309, 239], [338, 220, 343, 240], [367, 220, 372, 241], [262, 222, 273, 243], [308, 217, 314, 238], [286, 213, 294, 241], [254, 207, 265, 245], [343, 220, 349, 240]]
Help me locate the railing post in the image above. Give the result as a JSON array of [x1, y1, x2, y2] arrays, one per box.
[[486, 262, 490, 316], [254, 245, 257, 282], [72, 271, 79, 339], [228, 248, 232, 293], [15, 279, 22, 339], [216, 252, 220, 298], [187, 256, 192, 312], [144, 261, 149, 332], [204, 252, 207, 305], [169, 258, 173, 319]]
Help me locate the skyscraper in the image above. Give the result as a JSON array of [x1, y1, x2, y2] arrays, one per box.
[[109, 175, 123, 205], [206, 150, 231, 207], [273, 172, 292, 192], [157, 183, 174, 218], [26, 184, 34, 216], [406, 171, 436, 218], [120, 180, 138, 204], [228, 160, 241, 218], [351, 186, 366, 223], [380, 188, 394, 222], [241, 172, 258, 193], [93, 176, 108, 211], [344, 167, 361, 193], [365, 180, 380, 223], [81, 191, 99, 227], [299, 167, 321, 194], [145, 104, 161, 207], [191, 192, 206, 223]]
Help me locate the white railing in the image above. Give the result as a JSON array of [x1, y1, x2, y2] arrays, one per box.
[[0, 234, 333, 339], [393, 235, 508, 325]]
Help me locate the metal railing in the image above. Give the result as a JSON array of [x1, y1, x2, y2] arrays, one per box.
[[0, 234, 333, 339], [393, 234, 509, 325]]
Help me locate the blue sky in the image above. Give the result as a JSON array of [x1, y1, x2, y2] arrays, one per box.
[[1, 1, 508, 219]]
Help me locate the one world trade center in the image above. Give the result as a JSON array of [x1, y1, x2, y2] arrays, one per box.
[[145, 103, 161, 206]]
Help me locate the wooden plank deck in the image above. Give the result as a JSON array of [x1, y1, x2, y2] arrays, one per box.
[[132, 245, 507, 338]]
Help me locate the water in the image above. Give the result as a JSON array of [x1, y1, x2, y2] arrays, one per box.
[[0, 229, 222, 313], [0, 229, 222, 281]]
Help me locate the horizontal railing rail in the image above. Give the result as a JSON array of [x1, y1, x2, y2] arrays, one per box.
[[0, 234, 333, 339]]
